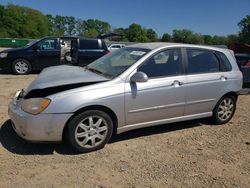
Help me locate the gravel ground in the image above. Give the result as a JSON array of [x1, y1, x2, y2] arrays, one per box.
[[0, 73, 249, 188]]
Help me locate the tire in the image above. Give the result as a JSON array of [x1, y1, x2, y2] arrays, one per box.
[[212, 95, 236, 124], [67, 110, 113, 153], [12, 59, 31, 75]]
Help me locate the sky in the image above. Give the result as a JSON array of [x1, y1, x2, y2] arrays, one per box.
[[0, 0, 249, 36]]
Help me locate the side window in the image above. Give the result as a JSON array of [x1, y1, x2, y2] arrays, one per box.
[[187, 49, 220, 74], [111, 45, 121, 48], [138, 49, 182, 78], [38, 39, 58, 50], [80, 39, 99, 49], [215, 52, 232, 72]]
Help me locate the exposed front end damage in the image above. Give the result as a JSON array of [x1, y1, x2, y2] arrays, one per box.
[[8, 65, 110, 141], [24, 81, 103, 98]]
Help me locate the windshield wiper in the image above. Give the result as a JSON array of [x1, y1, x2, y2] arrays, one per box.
[[85, 66, 113, 79], [85, 66, 103, 74]]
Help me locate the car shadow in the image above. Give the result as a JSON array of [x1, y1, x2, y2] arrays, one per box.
[[0, 118, 213, 155], [109, 119, 212, 143], [0, 69, 40, 75]]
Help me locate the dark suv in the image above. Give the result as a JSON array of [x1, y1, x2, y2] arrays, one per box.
[[0, 36, 109, 74]]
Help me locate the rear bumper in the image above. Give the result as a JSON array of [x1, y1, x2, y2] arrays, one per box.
[[8, 99, 73, 142]]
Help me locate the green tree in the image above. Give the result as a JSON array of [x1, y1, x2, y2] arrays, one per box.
[[172, 29, 193, 43], [0, 5, 8, 37], [146, 28, 158, 42], [65, 16, 76, 36], [126, 24, 148, 42], [172, 29, 204, 44], [203, 35, 213, 45], [54, 15, 67, 36], [161, 33, 171, 42], [238, 15, 250, 43], [0, 4, 49, 38], [211, 35, 227, 45], [77, 19, 111, 37], [227, 34, 239, 44], [112, 28, 128, 41]]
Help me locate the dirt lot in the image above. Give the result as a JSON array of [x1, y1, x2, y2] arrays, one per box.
[[0, 72, 249, 188]]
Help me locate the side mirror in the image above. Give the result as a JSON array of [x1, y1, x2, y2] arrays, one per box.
[[130, 72, 148, 83]]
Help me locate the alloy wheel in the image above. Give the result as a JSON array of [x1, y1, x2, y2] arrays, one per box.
[[217, 98, 234, 121], [74, 116, 108, 148], [14, 61, 29, 74]]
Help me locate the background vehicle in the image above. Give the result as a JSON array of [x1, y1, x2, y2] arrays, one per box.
[[0, 36, 108, 74], [9, 43, 242, 153], [228, 43, 250, 85], [234, 53, 250, 85], [108, 43, 125, 52]]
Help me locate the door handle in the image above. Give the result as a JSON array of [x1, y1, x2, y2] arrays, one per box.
[[220, 75, 228, 81], [171, 80, 184, 87]]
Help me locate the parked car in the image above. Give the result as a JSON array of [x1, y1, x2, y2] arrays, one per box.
[[108, 43, 125, 52], [228, 43, 250, 85], [8, 43, 242, 153], [0, 36, 109, 74], [234, 53, 250, 85]]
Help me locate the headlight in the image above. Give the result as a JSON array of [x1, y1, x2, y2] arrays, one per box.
[[0, 52, 8, 58], [21, 98, 51, 115]]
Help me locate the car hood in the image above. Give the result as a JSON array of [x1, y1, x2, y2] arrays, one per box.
[[2, 47, 26, 53], [24, 65, 109, 98]]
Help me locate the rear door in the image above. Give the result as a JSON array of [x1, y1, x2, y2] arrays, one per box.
[[77, 39, 107, 66], [184, 48, 232, 115]]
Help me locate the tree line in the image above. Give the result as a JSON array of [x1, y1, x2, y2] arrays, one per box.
[[0, 4, 249, 44]]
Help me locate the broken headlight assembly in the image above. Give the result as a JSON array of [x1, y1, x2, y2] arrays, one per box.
[[21, 98, 51, 115]]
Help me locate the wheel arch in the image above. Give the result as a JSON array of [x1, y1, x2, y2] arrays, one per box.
[[220, 91, 238, 101], [62, 105, 118, 140], [213, 91, 238, 112], [11, 58, 32, 72]]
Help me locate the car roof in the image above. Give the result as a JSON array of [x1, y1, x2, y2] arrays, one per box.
[[129, 42, 229, 52]]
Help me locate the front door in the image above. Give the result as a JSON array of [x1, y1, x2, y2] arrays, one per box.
[[31, 38, 60, 70], [125, 48, 187, 126]]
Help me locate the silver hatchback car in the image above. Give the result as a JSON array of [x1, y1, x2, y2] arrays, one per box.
[[9, 43, 242, 152]]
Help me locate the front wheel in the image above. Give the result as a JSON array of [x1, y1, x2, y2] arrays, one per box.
[[212, 95, 236, 124], [12, 59, 31, 75], [67, 110, 113, 153]]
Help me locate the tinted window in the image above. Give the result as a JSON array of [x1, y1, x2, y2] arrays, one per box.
[[138, 49, 182, 78], [80, 39, 99, 49], [111, 45, 121, 48], [187, 49, 220, 74], [215, 52, 232, 71], [38, 39, 58, 50]]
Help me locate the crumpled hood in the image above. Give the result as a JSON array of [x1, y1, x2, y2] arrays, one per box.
[[25, 65, 109, 95]]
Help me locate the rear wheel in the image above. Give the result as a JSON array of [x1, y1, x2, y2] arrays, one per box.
[[12, 59, 31, 75], [67, 110, 113, 153], [212, 95, 236, 124]]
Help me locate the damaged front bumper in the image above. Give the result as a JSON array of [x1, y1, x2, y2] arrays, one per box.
[[8, 92, 73, 142]]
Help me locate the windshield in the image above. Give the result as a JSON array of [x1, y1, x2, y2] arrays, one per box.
[[25, 40, 38, 47], [86, 47, 150, 78]]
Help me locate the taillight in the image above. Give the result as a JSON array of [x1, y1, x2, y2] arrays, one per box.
[[245, 60, 250, 67]]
